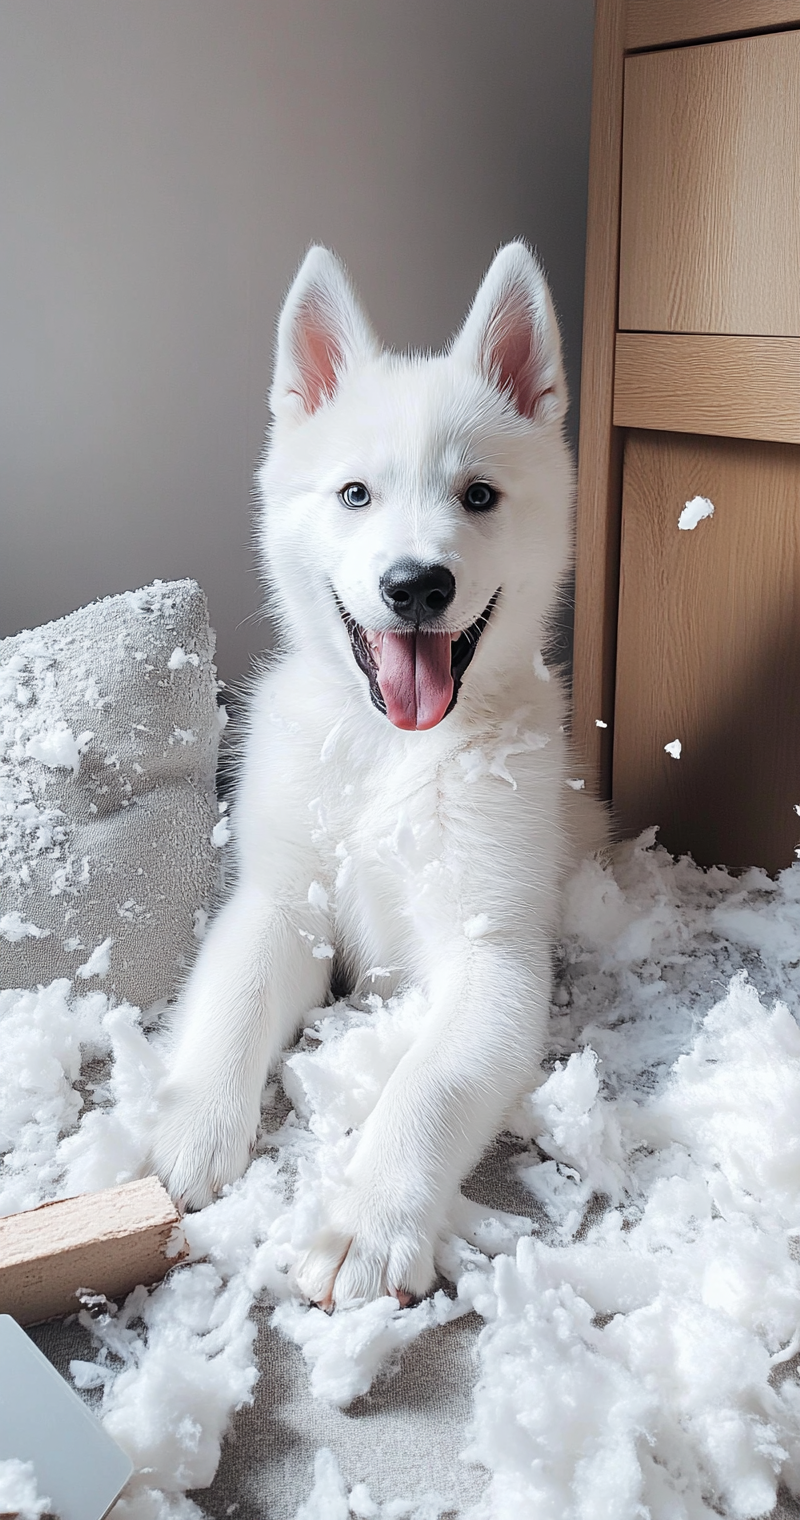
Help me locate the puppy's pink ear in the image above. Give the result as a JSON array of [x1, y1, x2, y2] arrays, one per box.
[[452, 243, 566, 424], [270, 247, 379, 421]]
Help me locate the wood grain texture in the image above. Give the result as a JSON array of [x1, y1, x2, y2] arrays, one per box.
[[625, 0, 800, 49], [613, 430, 800, 871], [613, 333, 800, 442], [0, 1176, 187, 1326], [619, 32, 800, 337], [573, 0, 626, 797]]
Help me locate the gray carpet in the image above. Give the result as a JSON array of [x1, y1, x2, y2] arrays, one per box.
[[193, 1309, 485, 1517], [29, 1307, 486, 1518]]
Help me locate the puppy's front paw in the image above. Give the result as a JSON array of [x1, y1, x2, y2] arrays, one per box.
[[294, 1194, 436, 1309], [149, 1084, 256, 1210]]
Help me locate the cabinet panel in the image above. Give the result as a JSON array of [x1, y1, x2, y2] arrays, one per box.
[[625, 0, 800, 50], [620, 32, 800, 336], [614, 431, 800, 870], [613, 332, 800, 441]]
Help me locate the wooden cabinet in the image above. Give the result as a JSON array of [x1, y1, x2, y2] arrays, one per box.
[[574, 0, 800, 871]]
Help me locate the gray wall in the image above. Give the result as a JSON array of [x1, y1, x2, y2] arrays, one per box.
[[0, 0, 594, 684]]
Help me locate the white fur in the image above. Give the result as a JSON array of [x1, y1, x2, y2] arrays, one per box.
[[151, 243, 604, 1307]]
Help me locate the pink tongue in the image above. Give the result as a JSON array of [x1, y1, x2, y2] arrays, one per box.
[[376, 631, 454, 730]]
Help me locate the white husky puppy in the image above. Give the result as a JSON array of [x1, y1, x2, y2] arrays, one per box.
[[152, 241, 601, 1307]]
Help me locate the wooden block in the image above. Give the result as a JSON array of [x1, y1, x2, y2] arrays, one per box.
[[0, 1176, 187, 1326]]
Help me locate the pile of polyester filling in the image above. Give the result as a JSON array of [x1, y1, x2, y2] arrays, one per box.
[[2, 828, 800, 1520]]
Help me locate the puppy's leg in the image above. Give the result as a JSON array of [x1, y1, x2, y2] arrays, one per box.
[[151, 884, 331, 1208], [296, 939, 549, 1306]]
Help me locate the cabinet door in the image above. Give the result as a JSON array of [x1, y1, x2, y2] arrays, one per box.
[[619, 30, 800, 336], [613, 430, 800, 871]]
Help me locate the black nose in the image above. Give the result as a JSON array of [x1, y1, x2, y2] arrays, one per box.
[[380, 560, 456, 624]]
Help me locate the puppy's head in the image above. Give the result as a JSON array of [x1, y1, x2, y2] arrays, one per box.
[[259, 243, 573, 730]]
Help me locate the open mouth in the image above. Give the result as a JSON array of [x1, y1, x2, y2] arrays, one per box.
[[335, 590, 500, 731]]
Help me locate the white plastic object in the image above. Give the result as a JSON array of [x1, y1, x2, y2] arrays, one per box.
[[0, 1314, 132, 1520]]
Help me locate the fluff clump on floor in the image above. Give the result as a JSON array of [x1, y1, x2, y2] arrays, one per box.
[[2, 832, 800, 1518], [0, 1459, 51, 1520], [293, 1446, 451, 1519]]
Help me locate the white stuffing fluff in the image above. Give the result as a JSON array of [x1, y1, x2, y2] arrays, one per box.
[[0, 1459, 52, 1520], [665, 738, 682, 759], [0, 910, 48, 942], [679, 495, 715, 530], [3, 831, 800, 1517], [211, 817, 231, 848], [167, 647, 200, 671], [0, 978, 111, 1215], [24, 725, 94, 775], [76, 935, 114, 980], [293, 1447, 451, 1519]]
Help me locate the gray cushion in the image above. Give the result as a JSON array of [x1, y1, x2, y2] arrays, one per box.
[[0, 580, 223, 1006]]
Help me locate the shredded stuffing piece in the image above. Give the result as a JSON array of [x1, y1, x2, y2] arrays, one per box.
[[679, 496, 715, 531], [0, 1459, 52, 1520], [211, 817, 231, 849]]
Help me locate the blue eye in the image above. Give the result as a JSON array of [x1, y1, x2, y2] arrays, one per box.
[[339, 482, 371, 509], [463, 481, 498, 512]]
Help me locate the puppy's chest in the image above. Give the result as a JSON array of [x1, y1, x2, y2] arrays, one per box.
[[310, 765, 457, 975], [302, 701, 567, 956], [314, 753, 449, 894], [311, 726, 547, 915]]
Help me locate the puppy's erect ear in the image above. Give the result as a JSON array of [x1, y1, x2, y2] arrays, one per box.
[[270, 247, 379, 421], [451, 243, 566, 424]]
